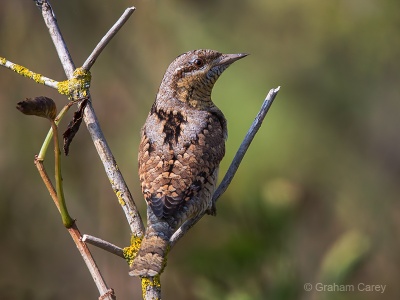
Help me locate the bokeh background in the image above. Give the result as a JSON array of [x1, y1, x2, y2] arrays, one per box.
[[1, 0, 399, 299]]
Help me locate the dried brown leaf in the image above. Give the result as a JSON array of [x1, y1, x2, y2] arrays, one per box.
[[16, 96, 57, 120], [63, 98, 89, 156]]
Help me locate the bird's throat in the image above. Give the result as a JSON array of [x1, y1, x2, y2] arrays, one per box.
[[175, 79, 214, 109]]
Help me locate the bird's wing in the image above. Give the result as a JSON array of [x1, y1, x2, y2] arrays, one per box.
[[138, 110, 226, 219]]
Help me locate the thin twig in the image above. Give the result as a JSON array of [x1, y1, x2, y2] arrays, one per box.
[[34, 158, 115, 299], [82, 235, 125, 258], [35, 158, 60, 212], [69, 224, 116, 300], [0, 57, 58, 89], [82, 102, 144, 236], [169, 86, 280, 247], [40, 1, 75, 77], [39, 0, 144, 237], [82, 7, 136, 71], [213, 86, 280, 201]]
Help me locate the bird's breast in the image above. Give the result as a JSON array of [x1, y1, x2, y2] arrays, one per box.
[[143, 107, 210, 150]]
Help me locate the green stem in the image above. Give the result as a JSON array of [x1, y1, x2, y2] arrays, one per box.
[[38, 102, 73, 160], [51, 120, 74, 228]]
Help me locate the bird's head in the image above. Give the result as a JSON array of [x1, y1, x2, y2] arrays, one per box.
[[159, 49, 248, 108]]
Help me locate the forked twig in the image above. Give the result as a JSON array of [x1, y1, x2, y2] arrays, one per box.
[[1, 0, 142, 299], [38, 0, 144, 236], [36, 0, 143, 297], [34, 158, 115, 299]]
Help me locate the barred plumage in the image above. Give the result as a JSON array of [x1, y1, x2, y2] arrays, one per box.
[[130, 49, 247, 277]]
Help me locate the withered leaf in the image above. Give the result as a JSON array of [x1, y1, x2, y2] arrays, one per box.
[[63, 98, 89, 156], [16, 96, 57, 120]]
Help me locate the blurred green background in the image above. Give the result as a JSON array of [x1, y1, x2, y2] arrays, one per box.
[[1, 0, 399, 299]]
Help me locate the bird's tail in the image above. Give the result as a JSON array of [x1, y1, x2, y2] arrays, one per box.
[[129, 234, 169, 277], [129, 209, 173, 277]]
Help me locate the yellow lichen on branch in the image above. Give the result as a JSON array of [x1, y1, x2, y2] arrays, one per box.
[[116, 190, 126, 206], [141, 276, 161, 300], [0, 56, 59, 89], [123, 235, 143, 266], [57, 67, 91, 97], [123, 234, 162, 299], [0, 57, 45, 84]]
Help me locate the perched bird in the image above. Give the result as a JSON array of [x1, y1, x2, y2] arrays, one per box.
[[130, 49, 247, 277]]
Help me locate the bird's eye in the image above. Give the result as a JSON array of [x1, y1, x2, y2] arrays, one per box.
[[193, 58, 204, 67]]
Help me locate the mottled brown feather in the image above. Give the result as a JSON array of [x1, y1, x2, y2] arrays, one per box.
[[130, 49, 246, 277], [138, 107, 225, 219]]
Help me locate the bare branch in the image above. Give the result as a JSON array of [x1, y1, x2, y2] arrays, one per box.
[[169, 86, 280, 247], [82, 234, 125, 258], [82, 103, 144, 236], [39, 0, 75, 77], [82, 7, 136, 71], [35, 158, 60, 212], [213, 86, 280, 201], [69, 225, 116, 300], [34, 158, 115, 300]]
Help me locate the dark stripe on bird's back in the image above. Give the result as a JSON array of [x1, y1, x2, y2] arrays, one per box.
[[154, 108, 187, 144]]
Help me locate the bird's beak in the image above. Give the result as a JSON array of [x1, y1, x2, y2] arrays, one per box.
[[216, 53, 249, 67]]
